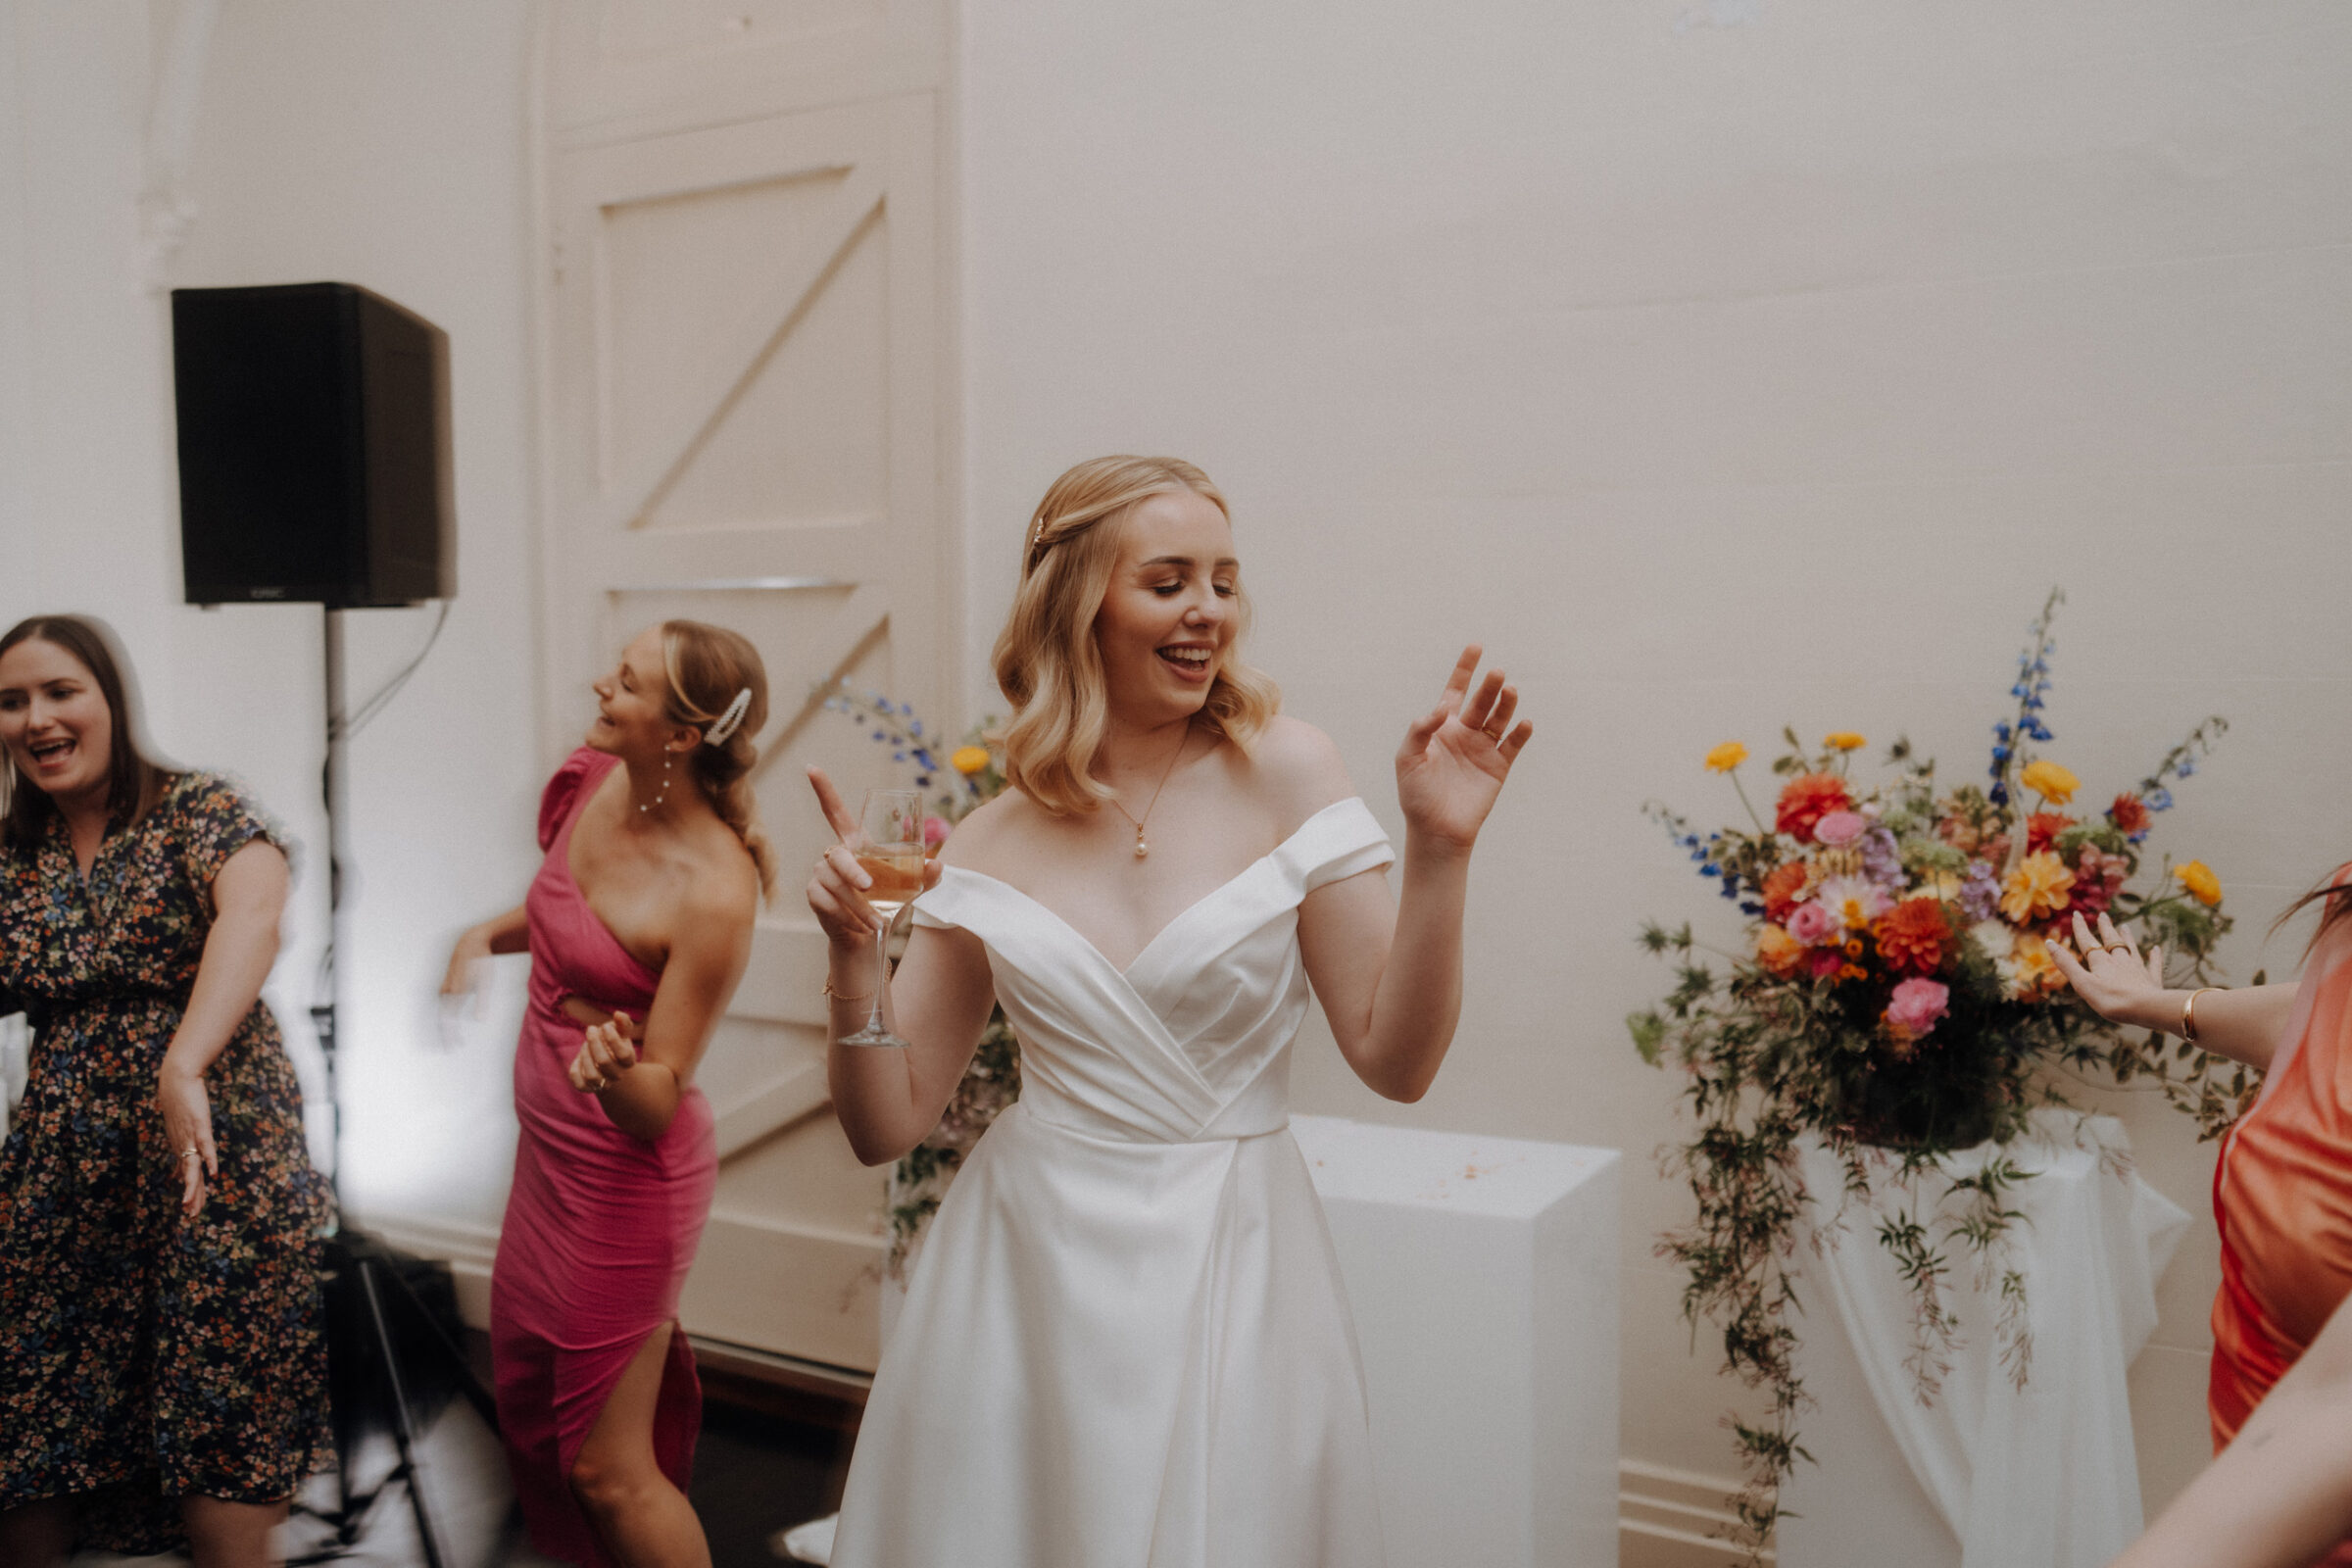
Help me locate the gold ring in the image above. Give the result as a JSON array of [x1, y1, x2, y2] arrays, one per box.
[[2102, 942, 2132, 954]]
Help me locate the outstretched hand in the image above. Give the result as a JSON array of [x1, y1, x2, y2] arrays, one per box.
[[1395, 645, 1533, 852], [2049, 910, 2168, 1028]]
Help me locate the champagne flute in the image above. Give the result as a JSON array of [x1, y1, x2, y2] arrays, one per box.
[[840, 788, 924, 1048]]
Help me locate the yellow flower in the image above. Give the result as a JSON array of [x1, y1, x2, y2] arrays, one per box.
[[2019, 760, 2080, 806], [1705, 741, 1748, 773], [2009, 932, 2063, 997], [1754, 924, 1802, 976], [1999, 851, 2077, 923], [2177, 859, 2223, 907], [951, 745, 992, 776], [1824, 731, 1866, 752]]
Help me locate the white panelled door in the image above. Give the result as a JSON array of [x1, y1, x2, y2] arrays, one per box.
[[540, 6, 950, 1373]]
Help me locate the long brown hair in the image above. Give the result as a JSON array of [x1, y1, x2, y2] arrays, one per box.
[[2274, 868, 2352, 958], [658, 619, 777, 901], [990, 455, 1282, 816], [0, 615, 176, 857]]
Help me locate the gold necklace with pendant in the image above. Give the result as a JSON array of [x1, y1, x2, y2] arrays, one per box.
[[1104, 727, 1190, 859]]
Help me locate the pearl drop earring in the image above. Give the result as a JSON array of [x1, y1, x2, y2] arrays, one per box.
[[639, 752, 672, 813]]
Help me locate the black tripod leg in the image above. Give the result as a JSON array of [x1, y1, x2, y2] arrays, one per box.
[[356, 1255, 450, 1568], [379, 1253, 501, 1433]]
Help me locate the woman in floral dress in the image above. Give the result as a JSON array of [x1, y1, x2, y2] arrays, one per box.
[[0, 615, 329, 1567]]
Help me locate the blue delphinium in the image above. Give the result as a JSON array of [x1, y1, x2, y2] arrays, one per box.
[[1989, 590, 2063, 806]]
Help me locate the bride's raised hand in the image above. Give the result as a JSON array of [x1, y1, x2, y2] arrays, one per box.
[[1395, 645, 1534, 852], [805, 763, 944, 948]]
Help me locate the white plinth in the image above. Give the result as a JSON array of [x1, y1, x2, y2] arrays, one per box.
[[1776, 1112, 2188, 1568], [1290, 1114, 1621, 1568]]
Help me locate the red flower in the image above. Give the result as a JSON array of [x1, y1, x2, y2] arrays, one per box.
[[1761, 862, 1810, 923], [1776, 773, 1852, 844], [2108, 794, 2151, 838], [1871, 898, 1953, 975], [2027, 811, 2075, 855]]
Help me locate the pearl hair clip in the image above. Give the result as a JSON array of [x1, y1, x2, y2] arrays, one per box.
[[704, 687, 753, 746]]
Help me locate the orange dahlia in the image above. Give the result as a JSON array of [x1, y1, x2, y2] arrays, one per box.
[[1871, 898, 1954, 975]]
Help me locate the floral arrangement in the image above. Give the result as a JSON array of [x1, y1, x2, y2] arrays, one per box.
[[1630, 592, 2245, 1559], [822, 682, 1020, 1279]]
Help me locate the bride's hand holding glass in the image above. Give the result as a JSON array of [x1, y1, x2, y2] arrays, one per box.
[[1395, 644, 1534, 852], [805, 766, 943, 1047]]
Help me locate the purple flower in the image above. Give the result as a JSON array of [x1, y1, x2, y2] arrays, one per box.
[[1959, 860, 2000, 921], [1860, 826, 1903, 888]]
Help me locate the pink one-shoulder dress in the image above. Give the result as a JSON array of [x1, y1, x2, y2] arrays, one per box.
[[490, 749, 718, 1567]]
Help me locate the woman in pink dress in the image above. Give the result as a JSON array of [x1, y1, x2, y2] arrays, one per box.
[[444, 620, 775, 1568]]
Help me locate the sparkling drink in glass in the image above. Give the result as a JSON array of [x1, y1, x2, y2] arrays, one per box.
[[839, 789, 924, 1048]]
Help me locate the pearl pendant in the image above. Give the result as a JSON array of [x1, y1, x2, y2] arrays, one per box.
[[1134, 831, 1149, 859]]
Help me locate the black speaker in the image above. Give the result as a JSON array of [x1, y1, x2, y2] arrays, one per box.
[[172, 282, 455, 608]]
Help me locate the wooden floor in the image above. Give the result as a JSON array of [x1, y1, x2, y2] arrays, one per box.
[[70, 1357, 862, 1568]]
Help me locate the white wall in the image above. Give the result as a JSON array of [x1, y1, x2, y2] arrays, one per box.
[[957, 0, 2352, 1522], [172, 0, 543, 1231], [10, 0, 2352, 1537], [0, 0, 541, 1229]]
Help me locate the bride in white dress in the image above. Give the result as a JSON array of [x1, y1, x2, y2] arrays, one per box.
[[804, 455, 1533, 1568]]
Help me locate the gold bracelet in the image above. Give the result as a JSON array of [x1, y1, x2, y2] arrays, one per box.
[[2181, 987, 2221, 1044], [823, 977, 874, 1004]]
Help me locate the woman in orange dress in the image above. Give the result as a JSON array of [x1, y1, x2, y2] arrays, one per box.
[[2058, 874, 2352, 1562], [2114, 1283, 2352, 1568]]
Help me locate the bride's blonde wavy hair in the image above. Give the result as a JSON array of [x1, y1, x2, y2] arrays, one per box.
[[659, 619, 778, 902], [992, 456, 1281, 816]]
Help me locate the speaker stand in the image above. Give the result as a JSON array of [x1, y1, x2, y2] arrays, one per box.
[[292, 606, 464, 1568]]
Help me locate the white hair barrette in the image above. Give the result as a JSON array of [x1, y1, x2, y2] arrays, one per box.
[[703, 687, 753, 746]]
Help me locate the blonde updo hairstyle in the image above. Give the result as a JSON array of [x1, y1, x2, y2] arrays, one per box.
[[659, 619, 778, 901], [991, 456, 1281, 817]]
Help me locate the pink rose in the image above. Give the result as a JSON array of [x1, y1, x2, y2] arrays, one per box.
[[923, 814, 953, 849], [1787, 902, 1840, 947], [1813, 810, 1868, 847], [1885, 977, 1950, 1039]]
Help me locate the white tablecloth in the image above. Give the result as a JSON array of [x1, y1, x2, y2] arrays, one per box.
[[1777, 1110, 2189, 1568]]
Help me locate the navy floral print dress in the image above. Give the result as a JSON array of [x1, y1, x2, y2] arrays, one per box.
[[0, 772, 330, 1552]]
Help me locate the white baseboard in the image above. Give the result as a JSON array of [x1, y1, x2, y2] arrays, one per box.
[[1620, 1460, 1776, 1567]]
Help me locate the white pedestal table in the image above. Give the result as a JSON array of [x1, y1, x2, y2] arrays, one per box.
[[1290, 1114, 1621, 1568], [1776, 1110, 2189, 1568]]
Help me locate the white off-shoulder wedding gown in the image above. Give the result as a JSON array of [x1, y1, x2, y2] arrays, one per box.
[[827, 797, 1397, 1568]]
